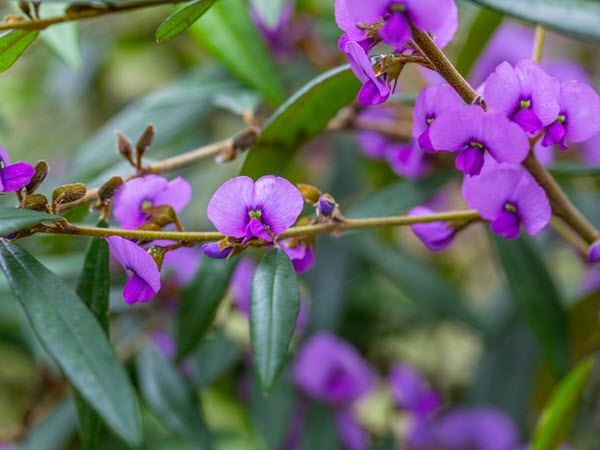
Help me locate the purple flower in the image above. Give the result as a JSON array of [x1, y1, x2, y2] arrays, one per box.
[[462, 165, 551, 239], [588, 242, 600, 263], [0, 146, 35, 193], [408, 206, 456, 251], [293, 332, 375, 406], [318, 197, 335, 216], [345, 41, 390, 106], [152, 240, 201, 284], [106, 236, 161, 304], [151, 331, 176, 359], [582, 132, 600, 166], [230, 258, 256, 316], [334, 409, 370, 450], [429, 105, 529, 176], [356, 108, 396, 160], [113, 175, 191, 229], [540, 80, 600, 150], [201, 242, 233, 259], [413, 84, 463, 152], [385, 142, 429, 179], [207, 176, 304, 244], [389, 364, 442, 417], [545, 59, 592, 85], [280, 239, 315, 274], [484, 60, 559, 134]]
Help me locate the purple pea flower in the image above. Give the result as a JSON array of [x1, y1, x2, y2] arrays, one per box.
[[207, 176, 304, 244], [429, 105, 529, 176], [385, 142, 429, 179], [113, 175, 191, 229], [334, 409, 370, 450], [356, 107, 397, 160], [293, 332, 375, 406], [484, 60, 560, 134], [389, 363, 442, 417], [408, 207, 456, 251], [0, 146, 35, 193], [413, 84, 463, 152], [540, 80, 600, 150], [280, 239, 315, 273], [345, 41, 390, 106], [462, 165, 551, 239], [201, 242, 233, 259], [106, 236, 161, 304]]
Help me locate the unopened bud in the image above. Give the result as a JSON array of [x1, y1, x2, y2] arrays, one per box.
[[5, 15, 25, 24], [148, 246, 166, 271], [99, 176, 124, 202], [52, 183, 87, 204], [318, 196, 335, 216], [136, 124, 155, 160], [141, 204, 177, 228], [25, 160, 49, 195], [116, 132, 134, 166], [297, 183, 321, 204], [588, 241, 600, 263], [18, 2, 31, 18], [202, 242, 233, 259], [233, 127, 259, 152], [22, 194, 48, 212]]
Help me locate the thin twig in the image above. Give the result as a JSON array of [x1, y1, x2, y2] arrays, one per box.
[[533, 26, 546, 64]]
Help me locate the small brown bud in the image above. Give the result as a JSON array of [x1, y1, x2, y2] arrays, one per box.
[[25, 160, 49, 195], [136, 124, 155, 161], [116, 132, 134, 166], [18, 2, 31, 18], [99, 176, 124, 202], [233, 127, 259, 152], [5, 15, 25, 24], [297, 183, 322, 204], [22, 194, 49, 212], [52, 183, 87, 204]]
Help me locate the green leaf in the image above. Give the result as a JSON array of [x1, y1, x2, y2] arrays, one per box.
[[0, 241, 142, 448], [0, 30, 39, 73], [188, 333, 242, 389], [188, 0, 284, 105], [19, 398, 77, 450], [241, 65, 361, 179], [568, 289, 600, 360], [39, 3, 81, 68], [0, 207, 62, 235], [298, 402, 340, 450], [73, 219, 110, 450], [467, 0, 600, 42], [533, 358, 593, 449], [249, 0, 288, 28], [176, 257, 237, 360], [492, 234, 570, 378], [455, 8, 503, 77], [156, 0, 217, 42], [250, 248, 300, 391], [136, 345, 212, 447]]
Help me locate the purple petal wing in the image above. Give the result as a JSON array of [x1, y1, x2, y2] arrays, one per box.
[[207, 176, 255, 238], [345, 41, 372, 84], [513, 171, 551, 235], [429, 106, 480, 152], [430, 0, 458, 49], [413, 84, 462, 140], [0, 162, 35, 192], [113, 175, 169, 229], [379, 13, 411, 49], [407, 0, 455, 32], [484, 61, 522, 117], [0, 145, 10, 166], [408, 206, 455, 251], [334, 410, 370, 450], [560, 81, 600, 142], [253, 176, 303, 235], [358, 80, 390, 106], [152, 176, 192, 213], [480, 112, 529, 164], [123, 275, 157, 305], [516, 60, 560, 127], [201, 242, 233, 259], [344, 0, 388, 27]]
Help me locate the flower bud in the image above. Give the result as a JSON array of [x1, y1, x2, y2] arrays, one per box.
[[22, 194, 49, 212], [25, 160, 49, 195], [297, 183, 321, 204], [318, 196, 335, 216], [52, 183, 87, 204], [99, 176, 124, 202], [136, 124, 155, 160], [588, 241, 600, 263], [202, 242, 233, 259], [141, 204, 177, 229], [233, 127, 259, 152], [116, 132, 134, 166]]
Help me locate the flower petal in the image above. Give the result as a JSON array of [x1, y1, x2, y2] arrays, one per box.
[[408, 206, 455, 252], [113, 175, 169, 229], [123, 275, 157, 305], [379, 12, 411, 49], [407, 0, 455, 33], [201, 242, 233, 259], [490, 211, 521, 239], [242, 217, 273, 243], [513, 171, 551, 235], [106, 236, 161, 293], [345, 41, 371, 85], [413, 84, 463, 141], [152, 176, 192, 213], [479, 111, 529, 165], [1, 162, 35, 192], [253, 176, 304, 235], [560, 81, 600, 142], [207, 176, 255, 238]]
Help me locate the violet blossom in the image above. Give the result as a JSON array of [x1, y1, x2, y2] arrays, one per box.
[[385, 141, 429, 179], [408, 206, 456, 251], [207, 176, 304, 244], [293, 332, 375, 406], [280, 239, 315, 273], [334, 409, 370, 450], [106, 236, 161, 304], [201, 242, 233, 259], [389, 363, 442, 417], [113, 175, 191, 229], [318, 197, 335, 216], [461, 165, 551, 239], [152, 240, 201, 284], [0, 145, 35, 193], [413, 84, 463, 152], [345, 41, 390, 106], [356, 107, 397, 160], [429, 105, 529, 176], [484, 60, 559, 134]]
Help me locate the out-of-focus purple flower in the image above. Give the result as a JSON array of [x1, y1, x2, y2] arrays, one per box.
[[113, 175, 191, 229], [151, 330, 176, 359], [282, 399, 308, 450], [280, 239, 315, 274], [540, 80, 600, 150], [334, 409, 370, 450], [201, 242, 233, 259], [318, 197, 336, 216], [462, 165, 551, 239], [386, 142, 429, 179], [0, 146, 35, 193], [582, 132, 600, 167], [533, 139, 556, 167], [230, 258, 256, 316], [588, 242, 600, 263], [345, 41, 390, 106], [107, 236, 161, 304], [413, 84, 463, 152], [484, 60, 559, 134], [152, 240, 200, 284], [545, 59, 592, 85], [293, 332, 375, 406], [335, 0, 457, 50], [357, 108, 396, 160], [429, 105, 529, 176], [0, 443, 14, 450], [207, 176, 304, 244], [389, 364, 442, 417]]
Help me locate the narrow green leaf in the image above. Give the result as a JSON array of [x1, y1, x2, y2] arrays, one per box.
[[0, 30, 39, 73], [492, 234, 570, 378], [19, 398, 77, 450], [250, 248, 300, 391], [156, 0, 217, 42], [137, 345, 212, 447], [533, 358, 593, 450], [39, 3, 81, 68], [568, 289, 600, 360], [249, 0, 288, 28], [241, 65, 361, 179], [176, 257, 237, 360], [467, 0, 600, 42], [73, 219, 110, 450], [0, 241, 142, 448], [0, 207, 61, 235], [298, 402, 340, 450], [188, 0, 284, 105], [188, 333, 241, 389], [455, 8, 503, 77]]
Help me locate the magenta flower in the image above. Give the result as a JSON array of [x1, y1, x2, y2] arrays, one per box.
[[334, 409, 370, 450], [207, 176, 304, 244], [413, 84, 463, 152], [408, 206, 455, 251], [462, 166, 551, 239], [385, 142, 429, 179], [357, 108, 396, 160], [113, 175, 191, 229], [345, 41, 390, 106], [106, 236, 161, 304], [540, 80, 600, 150], [484, 60, 559, 134], [201, 242, 233, 259], [429, 105, 529, 176], [0, 146, 35, 193], [293, 332, 375, 406], [280, 239, 315, 273], [389, 363, 442, 417]]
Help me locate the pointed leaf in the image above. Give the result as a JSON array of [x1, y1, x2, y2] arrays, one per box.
[[0, 30, 39, 73], [250, 248, 300, 391], [241, 65, 361, 179], [156, 0, 217, 42], [0, 207, 61, 235], [0, 240, 142, 447]]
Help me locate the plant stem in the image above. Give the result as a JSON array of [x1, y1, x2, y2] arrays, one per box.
[[533, 26, 546, 64]]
